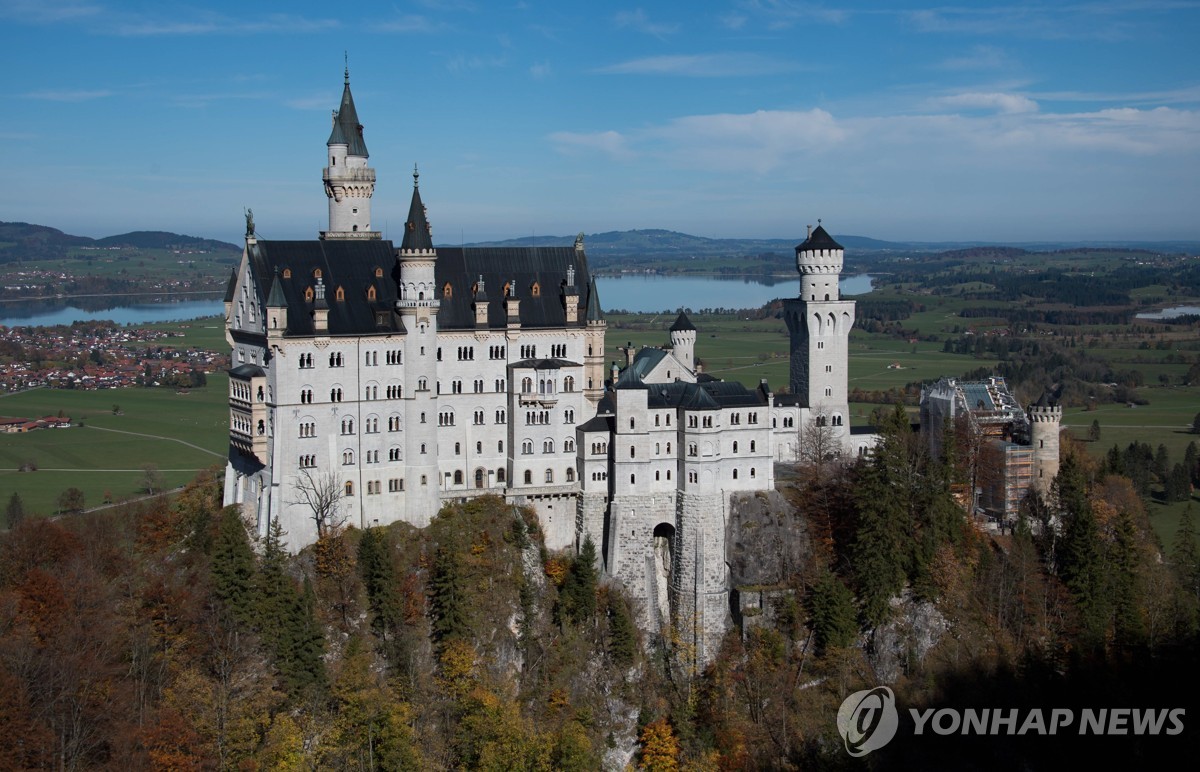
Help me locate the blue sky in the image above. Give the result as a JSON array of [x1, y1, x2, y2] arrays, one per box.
[[2, 1, 1198, 244]]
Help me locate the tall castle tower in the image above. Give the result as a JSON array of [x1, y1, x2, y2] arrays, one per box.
[[669, 312, 697, 372], [397, 169, 441, 523], [783, 223, 855, 430], [1029, 390, 1063, 495], [321, 67, 379, 240]]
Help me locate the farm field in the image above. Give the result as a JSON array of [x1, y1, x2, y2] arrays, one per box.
[[0, 372, 229, 515]]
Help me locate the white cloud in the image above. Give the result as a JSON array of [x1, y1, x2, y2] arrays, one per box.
[[650, 109, 845, 173], [936, 91, 1039, 114], [24, 89, 113, 102], [111, 13, 339, 36], [614, 8, 679, 38], [548, 130, 632, 160], [936, 45, 1013, 71], [596, 53, 801, 77], [529, 61, 552, 80], [0, 0, 100, 23]]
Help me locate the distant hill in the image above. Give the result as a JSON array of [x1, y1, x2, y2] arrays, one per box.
[[93, 230, 239, 252], [0, 222, 240, 263]]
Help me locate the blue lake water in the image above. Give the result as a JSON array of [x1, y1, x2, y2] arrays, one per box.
[[0, 275, 876, 327], [595, 273, 875, 313], [1134, 305, 1200, 320]]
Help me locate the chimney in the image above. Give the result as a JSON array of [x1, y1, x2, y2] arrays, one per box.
[[807, 224, 812, 239]]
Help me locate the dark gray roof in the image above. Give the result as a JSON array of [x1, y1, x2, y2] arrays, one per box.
[[669, 311, 696, 332], [327, 71, 368, 157], [433, 246, 599, 330], [797, 224, 843, 252], [247, 238, 600, 335], [616, 348, 668, 386], [631, 379, 769, 411], [1033, 385, 1061, 408], [850, 425, 877, 435], [266, 270, 286, 307], [585, 276, 605, 323], [229, 364, 266, 379], [510, 358, 581, 370], [245, 239, 403, 336], [400, 179, 433, 252], [224, 266, 238, 303], [578, 414, 614, 433]]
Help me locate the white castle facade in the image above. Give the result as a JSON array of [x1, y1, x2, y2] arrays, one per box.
[[222, 71, 874, 659]]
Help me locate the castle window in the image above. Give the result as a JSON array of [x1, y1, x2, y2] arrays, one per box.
[[630, 474, 635, 484], [314, 268, 322, 279], [454, 470, 464, 485], [750, 468, 757, 478], [282, 268, 292, 279], [345, 481, 354, 496], [335, 286, 345, 301], [343, 450, 354, 465], [455, 442, 461, 455], [531, 281, 540, 297], [524, 470, 532, 485], [545, 469, 553, 483], [733, 469, 739, 480], [750, 440, 756, 452], [375, 266, 384, 278], [443, 282, 453, 298], [733, 441, 738, 453], [305, 287, 314, 303], [367, 286, 377, 301], [566, 468, 575, 483]]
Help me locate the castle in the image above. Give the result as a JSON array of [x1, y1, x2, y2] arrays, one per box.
[[223, 70, 1053, 661]]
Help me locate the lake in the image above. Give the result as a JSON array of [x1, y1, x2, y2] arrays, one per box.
[[0, 275, 876, 327], [1134, 305, 1200, 320]]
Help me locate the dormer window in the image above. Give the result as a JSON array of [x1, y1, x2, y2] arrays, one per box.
[[374, 267, 384, 278], [367, 286, 377, 301], [335, 286, 345, 301], [531, 281, 541, 297], [443, 282, 453, 299], [304, 287, 314, 302], [313, 268, 322, 279], [282, 268, 292, 279]]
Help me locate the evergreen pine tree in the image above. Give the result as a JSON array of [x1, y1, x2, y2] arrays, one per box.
[[808, 569, 859, 654], [1185, 441, 1199, 486], [1108, 510, 1146, 646], [1054, 455, 1109, 644], [429, 544, 468, 644], [559, 536, 599, 626], [358, 527, 402, 641], [606, 593, 637, 668], [211, 507, 256, 626], [1172, 507, 1200, 601], [5, 492, 25, 529]]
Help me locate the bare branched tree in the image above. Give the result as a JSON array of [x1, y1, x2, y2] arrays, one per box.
[[797, 414, 840, 483], [287, 468, 347, 539]]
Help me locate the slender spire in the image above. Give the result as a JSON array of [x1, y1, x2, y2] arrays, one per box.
[[400, 172, 433, 252], [586, 276, 605, 322], [327, 65, 368, 157]]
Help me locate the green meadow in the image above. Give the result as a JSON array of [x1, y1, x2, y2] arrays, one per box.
[[0, 372, 229, 515]]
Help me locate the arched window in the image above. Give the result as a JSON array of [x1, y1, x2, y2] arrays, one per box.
[[524, 470, 532, 485], [545, 469, 553, 483], [282, 268, 292, 279], [367, 286, 377, 301], [733, 441, 738, 453], [344, 481, 354, 496], [454, 470, 464, 485], [497, 468, 506, 483], [566, 467, 575, 482], [335, 286, 345, 301], [531, 281, 541, 297], [443, 282, 453, 298], [375, 266, 384, 278], [304, 287, 314, 302], [733, 469, 739, 480]]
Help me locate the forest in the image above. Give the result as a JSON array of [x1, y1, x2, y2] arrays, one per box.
[[1, 406, 1199, 769]]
